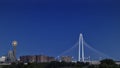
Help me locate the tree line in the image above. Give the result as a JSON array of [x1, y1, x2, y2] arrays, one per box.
[[1, 59, 120, 68]]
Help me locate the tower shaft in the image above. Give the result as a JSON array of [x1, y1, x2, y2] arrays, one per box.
[[81, 34, 84, 62], [12, 40, 18, 62], [78, 33, 85, 62], [13, 46, 16, 60], [78, 34, 81, 61]]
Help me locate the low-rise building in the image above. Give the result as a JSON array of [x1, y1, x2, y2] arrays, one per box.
[[0, 56, 6, 63], [61, 56, 73, 62], [20, 55, 55, 63]]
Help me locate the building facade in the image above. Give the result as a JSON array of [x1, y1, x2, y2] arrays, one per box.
[[20, 55, 55, 63], [0, 56, 6, 63], [61, 56, 72, 62], [6, 50, 16, 62]]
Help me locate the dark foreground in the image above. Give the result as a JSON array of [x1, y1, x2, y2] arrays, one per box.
[[1, 59, 120, 68]]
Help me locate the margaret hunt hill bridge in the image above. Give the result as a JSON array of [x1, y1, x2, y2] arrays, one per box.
[[56, 33, 113, 63]]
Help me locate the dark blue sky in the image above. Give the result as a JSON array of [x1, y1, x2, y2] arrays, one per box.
[[0, 0, 120, 60]]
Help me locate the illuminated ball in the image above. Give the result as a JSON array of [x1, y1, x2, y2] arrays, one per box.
[[12, 41, 18, 46]]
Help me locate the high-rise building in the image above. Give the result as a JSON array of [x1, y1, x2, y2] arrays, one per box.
[[6, 50, 16, 62]]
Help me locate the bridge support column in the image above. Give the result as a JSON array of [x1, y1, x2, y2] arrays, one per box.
[[78, 33, 84, 62]]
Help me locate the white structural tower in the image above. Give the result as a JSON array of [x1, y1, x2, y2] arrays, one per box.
[[78, 33, 85, 62]]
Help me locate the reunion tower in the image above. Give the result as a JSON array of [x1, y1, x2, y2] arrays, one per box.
[[12, 40, 18, 61]]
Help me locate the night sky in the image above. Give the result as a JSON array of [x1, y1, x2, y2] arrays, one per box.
[[0, 0, 120, 60]]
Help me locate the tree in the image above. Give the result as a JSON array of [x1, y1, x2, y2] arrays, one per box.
[[100, 59, 115, 65], [99, 59, 118, 68]]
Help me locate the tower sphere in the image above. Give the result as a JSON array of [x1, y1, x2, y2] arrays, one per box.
[[12, 40, 18, 46]]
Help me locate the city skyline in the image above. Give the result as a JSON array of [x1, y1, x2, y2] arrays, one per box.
[[0, 0, 120, 60]]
